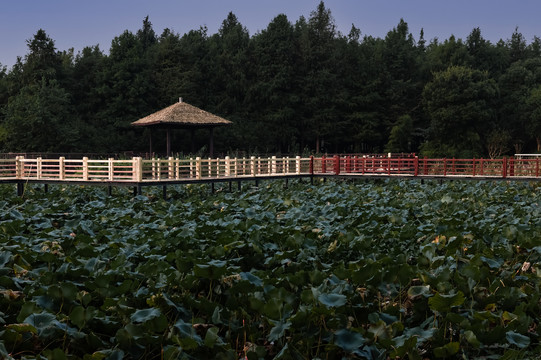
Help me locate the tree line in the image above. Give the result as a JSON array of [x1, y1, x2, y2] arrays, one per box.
[[0, 2, 540, 158]]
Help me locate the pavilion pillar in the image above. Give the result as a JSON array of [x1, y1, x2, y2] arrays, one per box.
[[149, 129, 153, 158], [209, 127, 214, 158], [166, 128, 171, 157], [191, 128, 196, 154]]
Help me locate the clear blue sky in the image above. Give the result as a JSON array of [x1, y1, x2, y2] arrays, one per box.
[[1, 0, 540, 69]]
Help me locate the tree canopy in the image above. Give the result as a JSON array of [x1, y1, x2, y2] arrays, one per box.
[[1, 1, 540, 156]]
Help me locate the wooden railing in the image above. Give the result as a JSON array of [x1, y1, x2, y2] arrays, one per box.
[[0, 156, 540, 183], [0, 156, 310, 182]]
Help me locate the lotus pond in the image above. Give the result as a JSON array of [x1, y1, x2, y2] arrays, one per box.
[[0, 179, 540, 359]]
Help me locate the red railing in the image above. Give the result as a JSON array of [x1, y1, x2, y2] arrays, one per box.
[[310, 156, 541, 179]]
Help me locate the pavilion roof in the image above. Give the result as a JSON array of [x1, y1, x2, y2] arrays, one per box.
[[131, 99, 232, 128]]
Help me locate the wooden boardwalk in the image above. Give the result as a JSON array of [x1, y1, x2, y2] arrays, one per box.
[[1, 155, 540, 196]]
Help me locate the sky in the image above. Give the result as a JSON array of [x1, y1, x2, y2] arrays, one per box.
[[1, 0, 540, 69]]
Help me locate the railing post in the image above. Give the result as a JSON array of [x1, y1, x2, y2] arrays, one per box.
[[509, 157, 515, 177], [108, 158, 114, 181], [196, 157, 202, 180], [15, 156, 23, 178], [83, 157, 89, 181], [321, 155, 326, 173], [168, 157, 174, 179], [250, 156, 256, 176], [414, 156, 419, 177], [175, 158, 180, 179], [234, 158, 238, 177], [309, 156, 314, 175], [59, 157, 65, 180], [387, 158, 391, 176], [296, 156, 301, 175], [480, 158, 484, 176], [271, 156, 277, 174], [502, 157, 507, 178], [37, 157, 42, 179], [225, 156, 231, 177], [133, 157, 143, 182], [334, 155, 340, 175], [472, 158, 476, 177], [443, 158, 447, 176]]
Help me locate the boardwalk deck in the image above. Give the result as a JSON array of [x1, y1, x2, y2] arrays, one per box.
[[1, 155, 540, 196]]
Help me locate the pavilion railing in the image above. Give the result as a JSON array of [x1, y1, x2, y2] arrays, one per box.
[[0, 156, 539, 182]]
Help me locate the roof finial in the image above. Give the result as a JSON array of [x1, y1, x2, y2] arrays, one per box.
[[179, 97, 183, 103]]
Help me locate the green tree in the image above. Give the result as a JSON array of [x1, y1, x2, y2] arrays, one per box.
[[246, 14, 298, 152], [2, 79, 76, 151], [526, 85, 541, 152], [422, 66, 498, 157], [206, 12, 251, 152], [385, 114, 414, 153], [426, 36, 471, 73], [381, 19, 424, 152], [71, 45, 107, 151], [498, 58, 541, 153], [96, 18, 159, 151], [22, 29, 64, 85], [508, 27, 527, 63], [346, 35, 387, 152], [301, 1, 340, 153]]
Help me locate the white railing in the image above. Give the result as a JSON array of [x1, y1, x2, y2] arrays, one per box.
[[0, 156, 311, 182]]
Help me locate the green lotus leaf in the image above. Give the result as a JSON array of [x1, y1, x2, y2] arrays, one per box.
[[407, 285, 431, 299], [204, 327, 224, 347], [240, 271, 263, 286], [433, 342, 459, 358], [69, 305, 96, 329], [428, 291, 465, 313], [0, 251, 11, 267], [130, 308, 161, 323], [334, 328, 366, 352], [506, 331, 530, 349], [6, 323, 37, 334], [318, 293, 347, 308], [463, 330, 481, 348], [174, 318, 202, 344], [268, 320, 292, 342]]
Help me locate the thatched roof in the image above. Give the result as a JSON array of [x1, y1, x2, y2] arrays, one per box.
[[131, 99, 232, 128]]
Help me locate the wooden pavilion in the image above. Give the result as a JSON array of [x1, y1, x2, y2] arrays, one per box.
[[131, 98, 232, 157]]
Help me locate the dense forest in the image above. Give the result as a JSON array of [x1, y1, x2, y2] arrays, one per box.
[[0, 2, 540, 157]]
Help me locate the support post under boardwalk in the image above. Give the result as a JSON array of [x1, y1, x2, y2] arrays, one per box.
[[108, 186, 112, 196], [237, 181, 241, 192], [163, 185, 167, 200], [17, 183, 24, 197], [44, 184, 48, 193]]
